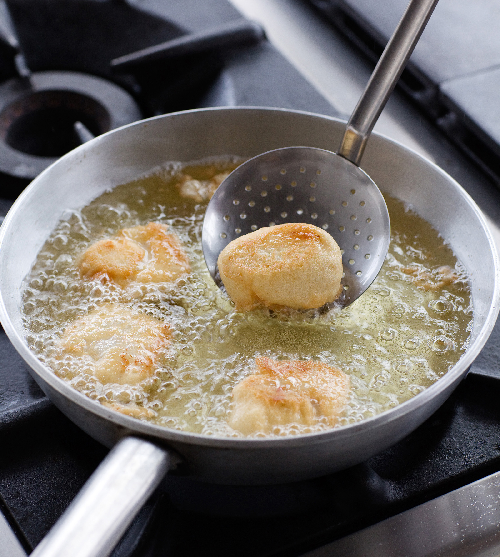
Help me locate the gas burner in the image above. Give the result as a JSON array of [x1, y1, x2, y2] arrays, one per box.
[[0, 70, 142, 180]]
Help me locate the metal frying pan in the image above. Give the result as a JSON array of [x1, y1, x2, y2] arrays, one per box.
[[0, 107, 498, 556]]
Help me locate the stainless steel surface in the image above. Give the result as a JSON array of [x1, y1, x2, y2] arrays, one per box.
[[202, 146, 390, 305], [0, 510, 27, 557], [301, 470, 500, 557], [229, 0, 500, 254], [203, 0, 437, 305], [30, 437, 170, 557], [338, 0, 438, 164], [0, 107, 497, 486]]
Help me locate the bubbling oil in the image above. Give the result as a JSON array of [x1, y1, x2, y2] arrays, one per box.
[[21, 158, 473, 437]]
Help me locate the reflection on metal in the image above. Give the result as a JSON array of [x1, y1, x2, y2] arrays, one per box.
[[302, 471, 500, 557], [0, 510, 27, 557]]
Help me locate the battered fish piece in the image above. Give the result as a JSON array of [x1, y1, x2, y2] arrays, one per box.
[[228, 357, 350, 435], [217, 223, 343, 311], [176, 171, 230, 202], [59, 303, 171, 385], [402, 264, 459, 291], [78, 222, 190, 287]]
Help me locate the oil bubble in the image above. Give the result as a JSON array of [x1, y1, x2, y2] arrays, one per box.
[[430, 336, 455, 354], [404, 338, 420, 350], [379, 328, 397, 342], [428, 298, 453, 314]]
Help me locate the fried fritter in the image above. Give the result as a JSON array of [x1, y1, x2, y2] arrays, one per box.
[[228, 357, 350, 435], [402, 264, 459, 291], [102, 401, 156, 420], [217, 223, 343, 311], [176, 171, 230, 202], [78, 222, 190, 287], [59, 303, 171, 385]]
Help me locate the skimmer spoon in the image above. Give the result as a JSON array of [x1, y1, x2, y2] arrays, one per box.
[[203, 0, 439, 306]]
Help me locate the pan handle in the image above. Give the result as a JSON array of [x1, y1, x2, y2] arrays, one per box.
[[30, 436, 171, 557]]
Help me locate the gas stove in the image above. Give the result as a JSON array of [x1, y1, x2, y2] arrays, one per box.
[[2, 1, 500, 556]]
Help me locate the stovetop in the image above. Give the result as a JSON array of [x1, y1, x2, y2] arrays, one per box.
[[2, 1, 500, 556], [304, 0, 500, 187]]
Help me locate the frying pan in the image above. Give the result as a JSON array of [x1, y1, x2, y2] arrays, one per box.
[[0, 107, 498, 557]]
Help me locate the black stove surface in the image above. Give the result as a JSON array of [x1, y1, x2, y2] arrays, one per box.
[[1, 1, 500, 556]]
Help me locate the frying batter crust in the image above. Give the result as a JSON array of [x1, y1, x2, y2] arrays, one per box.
[[78, 222, 190, 287], [402, 264, 459, 291], [59, 303, 171, 385], [217, 223, 343, 311], [176, 171, 231, 202], [228, 357, 350, 435], [102, 401, 156, 420]]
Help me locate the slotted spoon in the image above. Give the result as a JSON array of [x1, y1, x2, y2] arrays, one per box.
[[203, 0, 439, 306]]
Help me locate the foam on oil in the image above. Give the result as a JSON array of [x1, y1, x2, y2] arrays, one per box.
[[21, 159, 473, 437]]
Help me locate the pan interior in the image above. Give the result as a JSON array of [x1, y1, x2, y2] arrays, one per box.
[[0, 108, 497, 455]]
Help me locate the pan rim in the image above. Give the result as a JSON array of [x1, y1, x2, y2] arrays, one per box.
[[0, 105, 498, 451]]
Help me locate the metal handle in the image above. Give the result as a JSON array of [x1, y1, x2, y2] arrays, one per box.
[[338, 0, 439, 165], [111, 18, 265, 71], [30, 437, 171, 557], [0, 0, 31, 81]]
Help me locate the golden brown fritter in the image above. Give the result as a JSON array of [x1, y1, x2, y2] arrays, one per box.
[[78, 222, 190, 287], [102, 401, 156, 420], [228, 357, 350, 435], [402, 264, 459, 291], [59, 303, 171, 385], [175, 171, 230, 202], [217, 223, 343, 311]]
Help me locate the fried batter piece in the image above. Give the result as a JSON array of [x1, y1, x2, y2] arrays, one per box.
[[402, 264, 459, 291], [78, 222, 190, 287], [59, 303, 171, 385], [102, 401, 156, 420], [176, 171, 230, 202], [217, 223, 343, 312], [228, 357, 350, 435]]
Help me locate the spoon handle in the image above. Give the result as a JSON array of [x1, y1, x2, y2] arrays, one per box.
[[338, 0, 439, 165]]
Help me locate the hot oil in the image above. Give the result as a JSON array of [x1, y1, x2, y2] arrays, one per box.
[[21, 160, 473, 437]]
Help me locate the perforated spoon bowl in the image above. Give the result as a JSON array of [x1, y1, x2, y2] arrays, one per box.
[[203, 0, 439, 306]]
